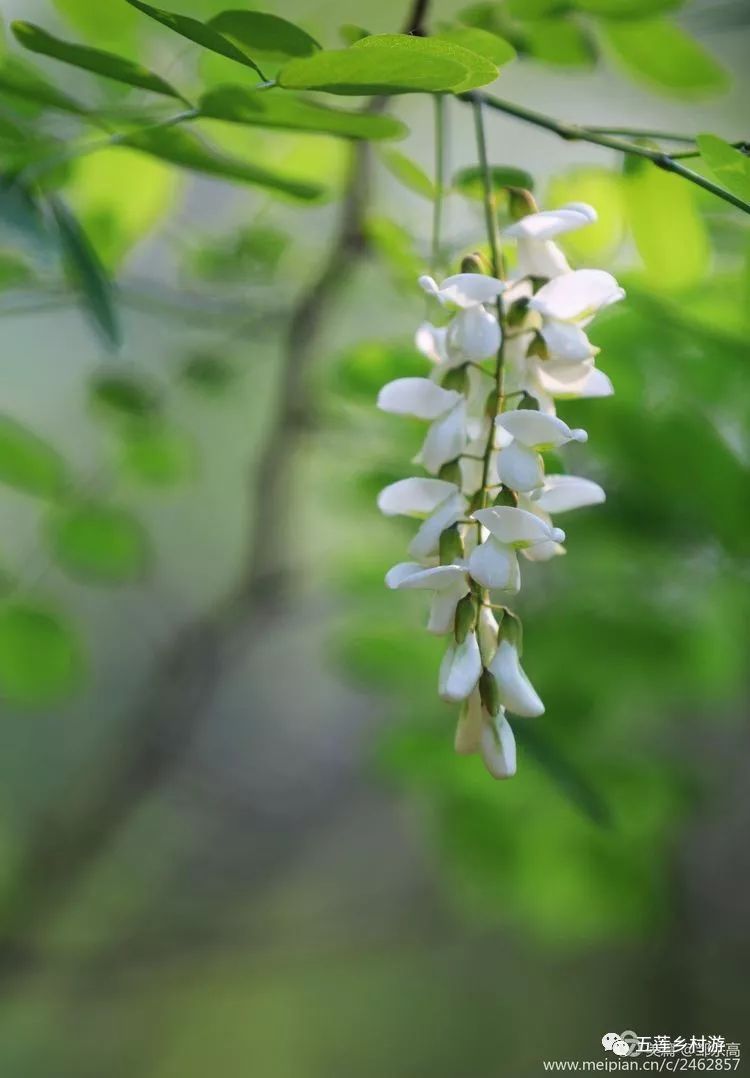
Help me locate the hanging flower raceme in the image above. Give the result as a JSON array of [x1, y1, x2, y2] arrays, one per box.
[[376, 198, 623, 781]]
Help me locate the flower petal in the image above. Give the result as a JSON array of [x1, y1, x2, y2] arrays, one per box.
[[534, 474, 606, 514], [489, 640, 545, 717], [480, 711, 517, 779], [521, 538, 565, 562], [514, 237, 570, 280], [454, 690, 483, 755], [438, 630, 482, 702], [377, 377, 460, 420], [473, 506, 565, 548], [428, 580, 470, 634], [534, 359, 613, 400], [384, 561, 424, 588], [447, 305, 501, 362], [377, 477, 458, 517], [498, 409, 587, 450], [415, 322, 450, 366], [477, 606, 500, 666], [468, 537, 521, 591], [430, 272, 506, 309], [409, 492, 467, 559], [540, 319, 596, 362], [421, 399, 468, 474], [530, 269, 624, 322], [497, 441, 544, 492], [503, 203, 597, 241]]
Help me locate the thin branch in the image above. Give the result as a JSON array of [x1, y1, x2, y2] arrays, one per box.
[[460, 91, 750, 216], [582, 127, 698, 143]]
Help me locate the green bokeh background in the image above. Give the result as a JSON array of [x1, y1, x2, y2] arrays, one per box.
[[0, 0, 748, 1074]]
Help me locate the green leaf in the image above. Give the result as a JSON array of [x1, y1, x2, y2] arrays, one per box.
[[278, 41, 470, 95], [89, 373, 161, 422], [0, 249, 34, 288], [120, 426, 196, 487], [352, 34, 499, 93], [123, 0, 266, 80], [546, 167, 626, 260], [525, 18, 596, 67], [696, 134, 750, 205], [512, 721, 612, 827], [199, 86, 407, 141], [207, 10, 320, 60], [10, 22, 188, 102], [436, 26, 515, 66], [121, 126, 325, 201], [453, 164, 534, 199], [379, 148, 436, 199], [180, 353, 237, 394], [0, 57, 87, 116], [339, 25, 370, 46], [0, 601, 84, 707], [47, 502, 149, 584], [67, 146, 180, 269], [626, 164, 709, 292], [574, 0, 682, 16], [185, 225, 287, 282], [48, 195, 121, 349], [602, 17, 727, 95], [364, 218, 423, 288], [0, 415, 68, 498]]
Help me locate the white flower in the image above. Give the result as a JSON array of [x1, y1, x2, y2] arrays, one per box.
[[377, 377, 468, 474], [419, 272, 506, 309], [480, 708, 517, 779], [468, 506, 565, 590], [495, 409, 588, 492], [446, 306, 501, 363], [416, 308, 501, 367], [377, 477, 467, 559], [438, 630, 482, 703], [454, 688, 484, 754], [526, 357, 613, 414], [529, 269, 625, 362], [503, 202, 597, 280], [489, 638, 544, 717], [455, 688, 518, 778], [385, 562, 470, 635], [534, 473, 606, 514], [476, 605, 500, 665], [519, 474, 606, 561]]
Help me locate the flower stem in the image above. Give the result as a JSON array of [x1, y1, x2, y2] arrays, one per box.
[[431, 93, 446, 274], [472, 97, 506, 510], [461, 91, 750, 216]]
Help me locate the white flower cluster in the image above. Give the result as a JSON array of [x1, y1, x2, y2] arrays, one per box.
[[376, 202, 624, 780]]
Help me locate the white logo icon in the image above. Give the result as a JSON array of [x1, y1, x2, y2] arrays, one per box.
[[602, 1031, 638, 1056]]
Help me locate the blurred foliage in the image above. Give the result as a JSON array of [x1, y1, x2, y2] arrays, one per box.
[[0, 0, 747, 972]]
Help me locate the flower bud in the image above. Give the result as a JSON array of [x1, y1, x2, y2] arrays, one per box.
[[441, 364, 469, 394], [439, 522, 463, 564], [468, 490, 485, 514], [454, 593, 477, 644], [527, 334, 548, 359], [493, 486, 518, 507], [500, 609, 523, 653], [518, 392, 540, 411], [461, 252, 490, 274], [484, 388, 499, 418], [507, 187, 538, 221], [479, 667, 501, 716], [438, 458, 462, 485], [506, 296, 530, 328]]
